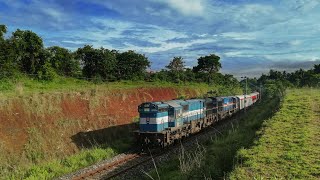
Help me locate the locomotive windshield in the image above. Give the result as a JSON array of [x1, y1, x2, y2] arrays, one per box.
[[182, 105, 189, 112], [139, 103, 158, 112]]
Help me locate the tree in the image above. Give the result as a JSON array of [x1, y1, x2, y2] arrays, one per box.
[[0, 25, 20, 78], [0, 25, 11, 78], [36, 49, 57, 80], [0, 24, 6, 40], [184, 68, 196, 82], [165, 57, 186, 83], [76, 45, 117, 81], [193, 54, 221, 83], [314, 64, 320, 74], [116, 50, 150, 80], [11, 29, 44, 74], [166, 56, 185, 71], [47, 46, 80, 77]]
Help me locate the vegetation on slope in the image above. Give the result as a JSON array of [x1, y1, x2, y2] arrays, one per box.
[[230, 88, 320, 179], [0, 74, 242, 99], [0, 84, 242, 179]]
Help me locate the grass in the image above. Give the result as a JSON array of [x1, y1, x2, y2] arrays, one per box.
[[12, 147, 117, 180], [145, 96, 280, 179], [5, 126, 135, 179], [230, 88, 320, 179], [0, 75, 242, 99]]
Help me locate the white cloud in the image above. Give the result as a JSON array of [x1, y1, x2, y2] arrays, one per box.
[[221, 32, 257, 40], [43, 8, 64, 21], [224, 51, 250, 58], [289, 40, 302, 46], [62, 40, 86, 45], [127, 38, 217, 53], [155, 0, 206, 17]]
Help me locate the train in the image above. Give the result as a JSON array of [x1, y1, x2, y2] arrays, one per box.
[[134, 92, 260, 149]]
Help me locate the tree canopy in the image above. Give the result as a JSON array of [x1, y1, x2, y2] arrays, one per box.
[[166, 56, 185, 71], [193, 54, 221, 83], [0, 25, 6, 40], [11, 29, 44, 74], [47, 46, 80, 77], [193, 54, 221, 74], [116, 50, 150, 80], [76, 45, 117, 81]]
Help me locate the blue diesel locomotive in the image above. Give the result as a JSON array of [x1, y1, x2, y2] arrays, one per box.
[[135, 92, 259, 148]]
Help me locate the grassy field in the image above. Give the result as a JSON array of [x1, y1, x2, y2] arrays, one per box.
[[230, 88, 320, 179], [0, 75, 241, 98], [146, 95, 280, 179]]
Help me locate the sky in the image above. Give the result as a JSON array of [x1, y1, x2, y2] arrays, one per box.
[[1, 0, 320, 78]]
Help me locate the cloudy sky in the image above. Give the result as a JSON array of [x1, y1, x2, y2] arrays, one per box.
[[1, 0, 320, 77]]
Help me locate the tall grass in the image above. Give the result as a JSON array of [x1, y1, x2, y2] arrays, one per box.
[[178, 140, 206, 174], [0, 75, 242, 98]]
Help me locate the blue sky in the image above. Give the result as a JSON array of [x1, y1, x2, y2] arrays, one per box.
[[1, 0, 320, 77]]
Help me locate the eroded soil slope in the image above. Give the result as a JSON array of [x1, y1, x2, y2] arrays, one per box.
[[0, 87, 205, 162]]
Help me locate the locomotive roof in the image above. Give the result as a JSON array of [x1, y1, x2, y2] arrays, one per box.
[[185, 99, 205, 102], [164, 100, 182, 108], [139, 101, 169, 108], [171, 99, 189, 106]]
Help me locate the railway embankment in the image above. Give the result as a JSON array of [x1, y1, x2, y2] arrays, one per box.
[[0, 81, 241, 179], [230, 88, 320, 179]]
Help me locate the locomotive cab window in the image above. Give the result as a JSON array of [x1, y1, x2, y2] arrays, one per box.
[[158, 108, 168, 112], [182, 105, 189, 111]]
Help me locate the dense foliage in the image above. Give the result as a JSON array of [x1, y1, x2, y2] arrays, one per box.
[[0, 24, 239, 88], [241, 66, 320, 99]]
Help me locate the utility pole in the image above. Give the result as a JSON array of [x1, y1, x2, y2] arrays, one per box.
[[245, 77, 248, 95], [260, 83, 262, 102], [241, 76, 248, 112]]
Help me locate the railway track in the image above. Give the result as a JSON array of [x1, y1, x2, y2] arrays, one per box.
[[59, 111, 246, 180], [72, 153, 141, 180]]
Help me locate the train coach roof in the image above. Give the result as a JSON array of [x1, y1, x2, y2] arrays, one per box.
[[208, 97, 223, 101], [186, 99, 204, 102], [221, 96, 234, 99], [186, 99, 205, 102], [205, 97, 213, 102], [236, 95, 245, 99]]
